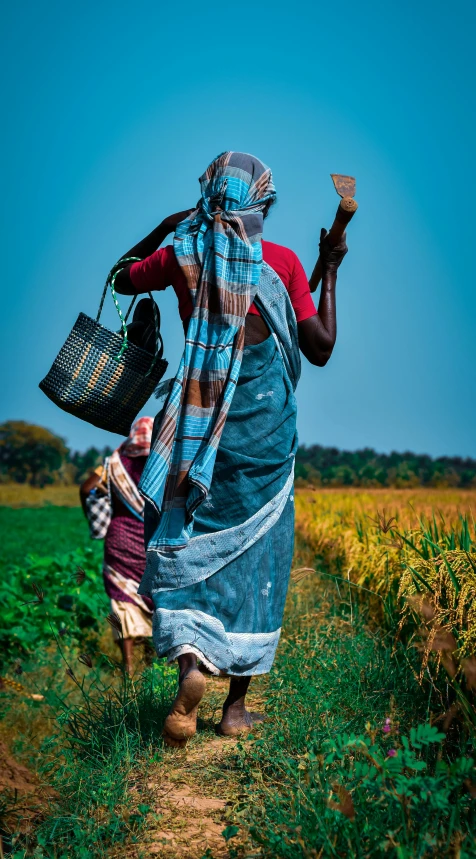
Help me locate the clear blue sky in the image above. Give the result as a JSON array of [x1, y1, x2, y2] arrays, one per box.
[[2, 0, 475, 457]]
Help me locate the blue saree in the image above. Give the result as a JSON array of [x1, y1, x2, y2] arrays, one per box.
[[138, 264, 301, 676]]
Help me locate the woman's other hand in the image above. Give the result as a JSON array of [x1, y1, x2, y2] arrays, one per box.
[[319, 228, 348, 274], [162, 209, 196, 234]]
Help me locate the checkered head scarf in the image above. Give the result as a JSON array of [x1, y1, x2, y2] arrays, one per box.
[[120, 416, 153, 458], [140, 152, 276, 549]]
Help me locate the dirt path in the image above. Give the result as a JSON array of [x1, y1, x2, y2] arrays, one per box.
[[124, 676, 266, 859], [124, 535, 318, 858]]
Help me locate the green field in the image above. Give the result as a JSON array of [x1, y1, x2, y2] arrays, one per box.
[[0, 505, 106, 671], [0, 507, 90, 568], [0, 492, 475, 858]]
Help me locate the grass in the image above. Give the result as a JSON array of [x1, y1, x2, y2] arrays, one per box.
[[2, 660, 177, 858], [1, 490, 476, 858], [216, 570, 476, 857]]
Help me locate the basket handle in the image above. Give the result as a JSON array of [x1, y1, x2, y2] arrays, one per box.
[[97, 257, 142, 360], [99, 257, 165, 368]]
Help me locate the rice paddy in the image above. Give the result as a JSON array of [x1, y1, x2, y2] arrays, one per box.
[[0, 488, 475, 857]]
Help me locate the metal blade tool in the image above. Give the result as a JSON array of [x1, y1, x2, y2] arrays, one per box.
[[309, 174, 358, 292]]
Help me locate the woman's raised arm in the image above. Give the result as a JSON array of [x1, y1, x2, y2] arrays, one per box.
[[114, 209, 194, 294], [297, 229, 348, 366]]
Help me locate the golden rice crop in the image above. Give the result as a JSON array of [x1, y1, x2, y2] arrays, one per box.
[[294, 488, 476, 726], [0, 483, 80, 508]]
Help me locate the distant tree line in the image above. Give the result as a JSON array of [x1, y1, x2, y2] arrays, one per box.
[[2, 421, 475, 489], [0, 421, 112, 487], [295, 445, 476, 488]]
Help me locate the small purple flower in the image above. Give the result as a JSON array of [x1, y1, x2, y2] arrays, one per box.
[[387, 749, 397, 758], [383, 718, 391, 734]]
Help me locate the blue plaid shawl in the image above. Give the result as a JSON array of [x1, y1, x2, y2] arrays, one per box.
[[140, 152, 276, 549]]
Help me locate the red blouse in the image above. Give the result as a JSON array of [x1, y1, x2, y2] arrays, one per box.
[[129, 240, 316, 324]]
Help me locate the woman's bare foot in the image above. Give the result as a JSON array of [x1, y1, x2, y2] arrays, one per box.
[[163, 668, 206, 748], [217, 698, 266, 737]]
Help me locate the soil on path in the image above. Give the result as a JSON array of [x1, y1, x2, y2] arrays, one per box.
[[122, 675, 266, 859]]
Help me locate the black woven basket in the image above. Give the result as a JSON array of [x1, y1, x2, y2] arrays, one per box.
[[39, 258, 168, 436]]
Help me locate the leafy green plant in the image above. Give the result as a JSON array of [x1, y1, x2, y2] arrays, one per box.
[[0, 546, 107, 669], [246, 723, 476, 858], [316, 724, 474, 855]]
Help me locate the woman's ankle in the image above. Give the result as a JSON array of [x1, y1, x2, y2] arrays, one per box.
[[177, 652, 198, 683], [223, 694, 246, 714], [223, 677, 251, 711]]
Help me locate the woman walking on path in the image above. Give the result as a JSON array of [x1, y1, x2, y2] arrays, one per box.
[[80, 417, 154, 674], [115, 152, 348, 744]]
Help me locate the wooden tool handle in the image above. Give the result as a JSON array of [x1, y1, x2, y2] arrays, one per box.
[[309, 196, 358, 293]]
